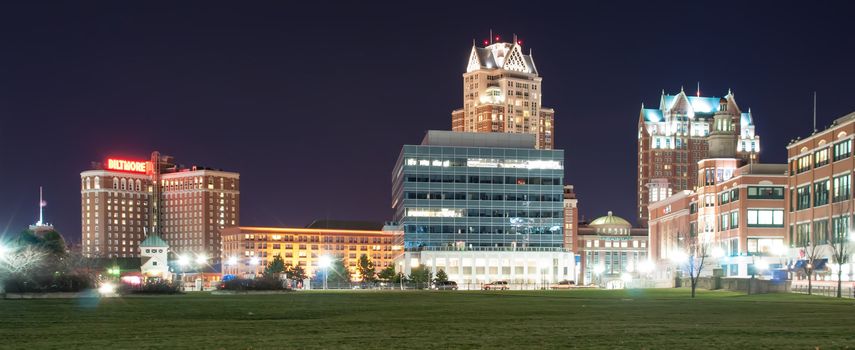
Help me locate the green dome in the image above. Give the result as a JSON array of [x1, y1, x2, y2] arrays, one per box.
[[139, 234, 169, 248]]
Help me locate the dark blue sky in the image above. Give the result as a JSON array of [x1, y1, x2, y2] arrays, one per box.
[[2, 2, 855, 242]]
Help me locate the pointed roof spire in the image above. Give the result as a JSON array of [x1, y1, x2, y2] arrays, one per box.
[[513, 33, 518, 45], [728, 88, 733, 96], [680, 85, 684, 93], [696, 81, 700, 97]]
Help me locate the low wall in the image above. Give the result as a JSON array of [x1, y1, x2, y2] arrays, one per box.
[[680, 277, 791, 294], [3, 290, 106, 299]]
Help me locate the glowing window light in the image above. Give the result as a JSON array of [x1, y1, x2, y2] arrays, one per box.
[[406, 208, 465, 218]]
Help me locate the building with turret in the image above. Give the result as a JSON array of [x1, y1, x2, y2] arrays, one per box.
[[451, 36, 555, 150], [638, 89, 761, 226]]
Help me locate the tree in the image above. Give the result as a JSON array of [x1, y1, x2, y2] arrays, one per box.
[[434, 269, 448, 284], [319, 257, 351, 286], [799, 232, 824, 296], [356, 254, 376, 283], [377, 265, 397, 282], [829, 201, 852, 298], [675, 231, 711, 298], [265, 255, 286, 277], [409, 266, 433, 288], [291, 265, 307, 281]]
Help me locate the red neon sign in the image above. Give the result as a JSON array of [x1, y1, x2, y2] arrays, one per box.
[[106, 158, 148, 173]]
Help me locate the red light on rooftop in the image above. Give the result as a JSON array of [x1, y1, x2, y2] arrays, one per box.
[[495, 35, 500, 41], [483, 39, 488, 45], [517, 40, 522, 45]]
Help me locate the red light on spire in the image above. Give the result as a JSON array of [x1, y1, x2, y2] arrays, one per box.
[[495, 35, 500, 41], [483, 39, 489, 45], [517, 40, 522, 45]]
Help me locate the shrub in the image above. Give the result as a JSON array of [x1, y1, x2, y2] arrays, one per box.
[[121, 280, 182, 295], [218, 276, 290, 291]]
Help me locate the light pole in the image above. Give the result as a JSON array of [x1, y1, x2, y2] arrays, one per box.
[[195, 254, 208, 291], [177, 254, 190, 291], [319, 255, 332, 290], [593, 264, 605, 288]]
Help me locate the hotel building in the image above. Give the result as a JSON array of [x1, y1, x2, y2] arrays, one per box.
[[220, 222, 404, 279], [392, 130, 575, 286], [80, 151, 240, 263], [787, 111, 855, 282], [575, 212, 649, 287], [647, 103, 787, 278], [451, 37, 555, 150], [638, 91, 761, 226]]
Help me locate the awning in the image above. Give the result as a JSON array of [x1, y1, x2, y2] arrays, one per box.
[[789, 258, 828, 271]]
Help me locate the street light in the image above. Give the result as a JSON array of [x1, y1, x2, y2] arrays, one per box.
[[195, 254, 207, 266], [593, 264, 605, 287], [319, 255, 332, 290]]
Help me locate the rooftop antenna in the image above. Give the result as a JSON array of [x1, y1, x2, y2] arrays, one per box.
[[489, 29, 493, 44], [696, 82, 700, 97], [813, 91, 817, 132], [38, 186, 46, 225]]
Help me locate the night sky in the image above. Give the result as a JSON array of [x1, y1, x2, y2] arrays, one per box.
[[2, 2, 855, 243]]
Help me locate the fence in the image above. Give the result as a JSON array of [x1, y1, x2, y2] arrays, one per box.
[[304, 281, 585, 291], [791, 284, 855, 298]]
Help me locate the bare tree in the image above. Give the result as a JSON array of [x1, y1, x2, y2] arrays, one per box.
[[0, 246, 47, 276], [0, 246, 47, 293], [829, 199, 852, 298], [800, 236, 824, 296], [677, 231, 711, 298]]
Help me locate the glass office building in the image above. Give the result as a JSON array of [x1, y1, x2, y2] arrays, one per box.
[[392, 131, 565, 251]]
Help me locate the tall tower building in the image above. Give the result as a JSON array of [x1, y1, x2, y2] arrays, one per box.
[[451, 36, 555, 150], [80, 151, 240, 264], [637, 89, 760, 227]]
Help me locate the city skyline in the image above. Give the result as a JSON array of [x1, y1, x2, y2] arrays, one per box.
[[2, 3, 855, 244]]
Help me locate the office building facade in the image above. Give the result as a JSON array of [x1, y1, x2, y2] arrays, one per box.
[[451, 37, 555, 150], [392, 131, 574, 285], [787, 111, 855, 282]]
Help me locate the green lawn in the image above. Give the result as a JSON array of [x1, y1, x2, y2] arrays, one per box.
[[2, 289, 854, 349]]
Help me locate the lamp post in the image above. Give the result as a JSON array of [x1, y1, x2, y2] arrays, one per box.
[[177, 254, 190, 291], [593, 264, 605, 288], [319, 255, 332, 290], [194, 254, 208, 291]]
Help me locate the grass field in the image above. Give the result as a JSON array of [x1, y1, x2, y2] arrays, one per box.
[[2, 289, 854, 349]]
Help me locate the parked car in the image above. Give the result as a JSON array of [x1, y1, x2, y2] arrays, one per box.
[[434, 281, 458, 290], [482, 281, 509, 290], [550, 280, 576, 290]]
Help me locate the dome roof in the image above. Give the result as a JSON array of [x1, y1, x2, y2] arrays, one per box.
[[589, 211, 631, 227], [589, 211, 632, 235], [139, 234, 169, 248]]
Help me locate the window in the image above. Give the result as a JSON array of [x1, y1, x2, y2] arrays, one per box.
[[833, 140, 851, 161], [720, 214, 729, 230], [833, 174, 850, 202], [746, 209, 784, 227], [813, 180, 829, 206], [719, 191, 730, 205], [747, 186, 784, 199], [814, 149, 829, 168], [813, 220, 828, 245], [730, 211, 739, 229], [795, 223, 810, 247], [796, 185, 811, 210], [797, 155, 812, 173], [832, 216, 850, 243], [730, 188, 739, 202]]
